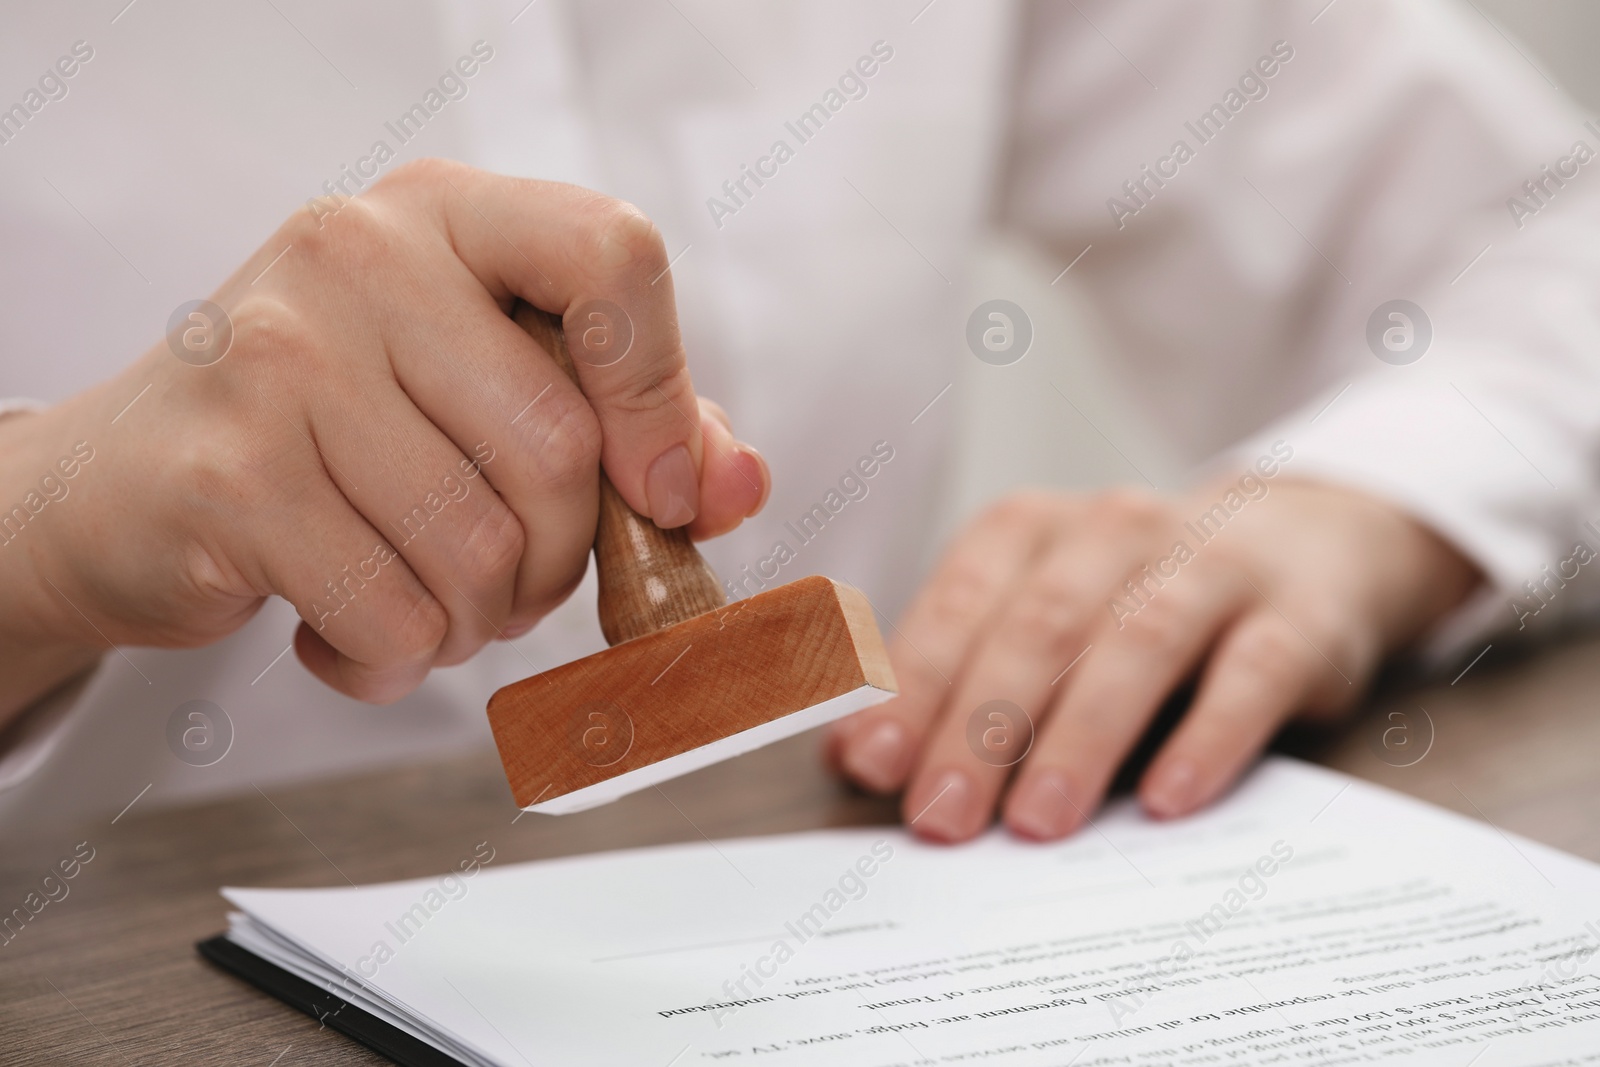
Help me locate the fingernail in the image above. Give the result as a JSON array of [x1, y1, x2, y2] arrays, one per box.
[[908, 769, 977, 842], [841, 719, 910, 793], [1005, 770, 1082, 841], [646, 443, 699, 528], [734, 443, 771, 516], [1144, 759, 1199, 818]]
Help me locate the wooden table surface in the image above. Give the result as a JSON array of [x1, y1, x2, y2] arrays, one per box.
[[4, 630, 1599, 1065]]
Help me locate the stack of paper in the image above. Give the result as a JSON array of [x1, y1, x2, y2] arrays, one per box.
[[212, 759, 1600, 1065]]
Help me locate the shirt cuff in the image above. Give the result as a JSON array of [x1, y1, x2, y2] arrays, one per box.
[[0, 666, 100, 797], [0, 397, 48, 421], [1217, 376, 1569, 668]]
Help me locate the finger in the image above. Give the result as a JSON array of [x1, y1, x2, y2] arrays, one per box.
[[371, 162, 705, 529], [1138, 608, 1328, 819], [699, 397, 733, 433], [897, 519, 1166, 843], [688, 397, 768, 540], [301, 368, 526, 665], [827, 495, 1060, 796], [380, 284, 600, 634], [226, 454, 447, 704], [1002, 557, 1252, 840]]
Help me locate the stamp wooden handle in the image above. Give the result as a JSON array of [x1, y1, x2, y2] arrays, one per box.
[[512, 303, 725, 645]]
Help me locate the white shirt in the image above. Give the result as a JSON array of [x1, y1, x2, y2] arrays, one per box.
[[3, 0, 1597, 832]]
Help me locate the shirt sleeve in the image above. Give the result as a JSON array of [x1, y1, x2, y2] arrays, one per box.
[[0, 398, 47, 420], [0, 396, 94, 791], [1000, 0, 1600, 659]]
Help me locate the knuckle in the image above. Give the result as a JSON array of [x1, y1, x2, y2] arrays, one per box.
[[377, 156, 463, 192], [917, 559, 995, 630], [982, 489, 1056, 529], [523, 388, 603, 492], [999, 575, 1090, 654], [170, 418, 290, 517], [228, 297, 316, 370], [1231, 623, 1311, 684], [324, 196, 389, 255], [343, 676, 399, 705], [886, 647, 950, 706], [175, 432, 254, 510], [1119, 588, 1195, 652], [178, 541, 238, 603], [386, 590, 449, 665], [582, 197, 667, 284], [1304, 621, 1371, 689], [338, 658, 427, 706], [454, 502, 526, 591], [515, 557, 589, 625], [277, 201, 329, 251], [611, 363, 691, 417], [1205, 538, 1251, 573], [281, 194, 392, 271], [165, 541, 257, 644], [1094, 486, 1166, 529]]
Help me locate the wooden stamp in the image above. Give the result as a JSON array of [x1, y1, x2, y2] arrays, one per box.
[[487, 307, 897, 814]]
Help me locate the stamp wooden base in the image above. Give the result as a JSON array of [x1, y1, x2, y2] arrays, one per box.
[[488, 576, 896, 812]]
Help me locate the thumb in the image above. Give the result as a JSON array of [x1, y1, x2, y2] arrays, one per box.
[[558, 215, 704, 529], [407, 168, 702, 527]]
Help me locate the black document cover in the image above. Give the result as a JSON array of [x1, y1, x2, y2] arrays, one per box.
[[197, 935, 466, 1067]]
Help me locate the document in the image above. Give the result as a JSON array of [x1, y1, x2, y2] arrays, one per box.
[[219, 759, 1600, 1065]]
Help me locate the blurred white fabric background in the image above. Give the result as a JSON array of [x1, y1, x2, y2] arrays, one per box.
[[942, 0, 1600, 544], [4, 0, 1600, 834]]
